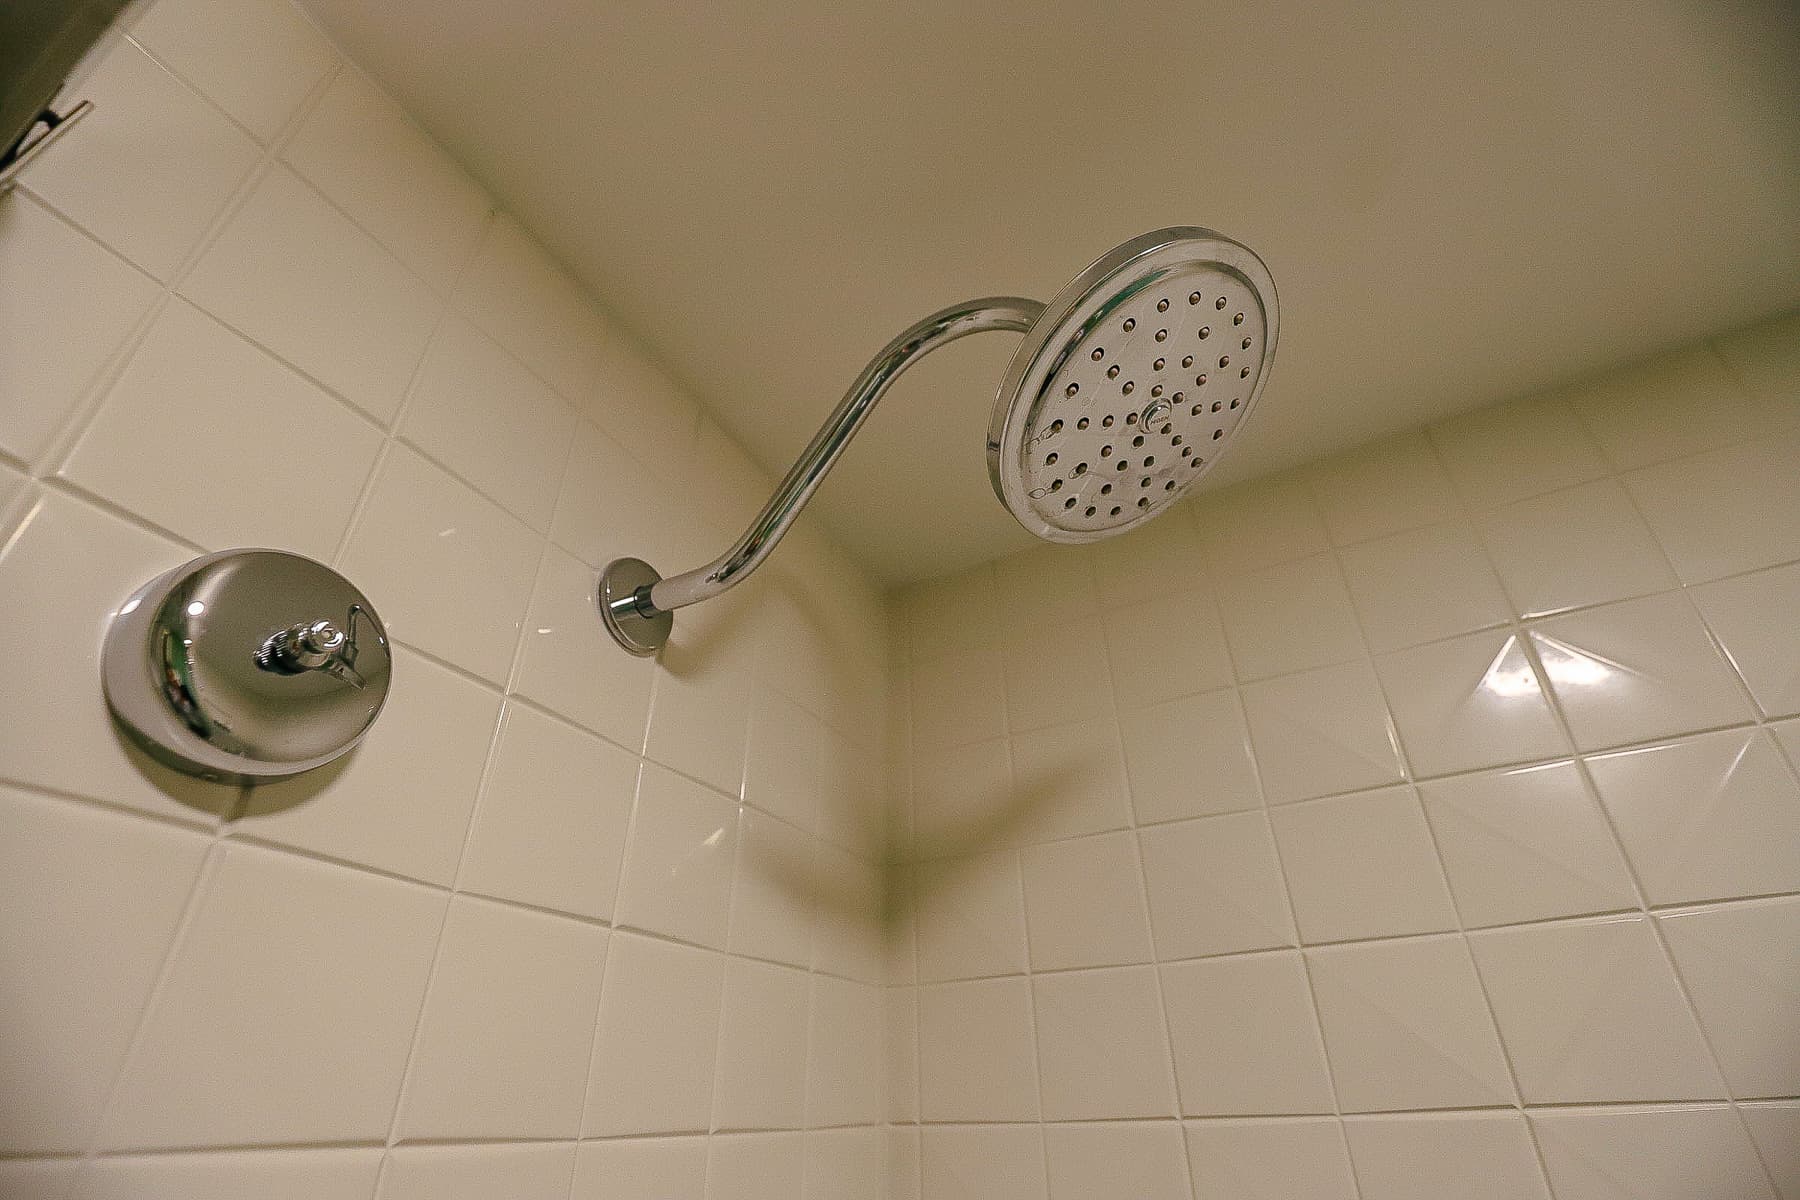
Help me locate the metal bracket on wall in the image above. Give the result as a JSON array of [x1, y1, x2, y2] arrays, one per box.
[[0, 101, 93, 197]]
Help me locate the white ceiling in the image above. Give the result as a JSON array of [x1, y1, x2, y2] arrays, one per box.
[[299, 0, 1800, 585]]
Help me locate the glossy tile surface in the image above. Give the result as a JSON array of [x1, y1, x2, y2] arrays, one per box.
[[1161, 953, 1334, 1116], [1032, 966, 1178, 1120]]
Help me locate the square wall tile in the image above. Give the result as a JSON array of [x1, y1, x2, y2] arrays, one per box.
[[454, 213, 607, 404], [1161, 953, 1334, 1116], [809, 841, 884, 984], [802, 1127, 882, 1200], [1242, 661, 1403, 804], [513, 543, 655, 752], [728, 807, 815, 968], [1430, 390, 1610, 509], [0, 1160, 75, 1199], [1468, 915, 1724, 1103], [1419, 761, 1636, 927], [1308, 429, 1458, 545], [102, 843, 443, 1148], [614, 762, 738, 950], [1531, 1105, 1775, 1200], [242, 644, 500, 887], [1343, 1113, 1549, 1200], [742, 689, 823, 831], [1307, 936, 1512, 1112], [886, 1128, 921, 1200], [1340, 521, 1510, 652], [584, 933, 724, 1136], [910, 649, 1006, 750], [643, 605, 758, 799], [917, 977, 1039, 1122], [713, 959, 808, 1130], [1089, 506, 1210, 604], [1033, 966, 1178, 1120], [1568, 343, 1771, 470], [283, 68, 490, 294], [993, 542, 1100, 628], [805, 974, 882, 1128], [1122, 688, 1261, 823], [22, 41, 257, 279], [1021, 831, 1153, 970], [1478, 478, 1677, 618], [885, 988, 919, 1123], [0, 787, 208, 1152], [1375, 630, 1565, 777], [1191, 474, 1330, 576], [1586, 728, 1800, 904], [1693, 560, 1800, 718], [339, 444, 540, 684], [379, 1143, 576, 1200], [1658, 897, 1800, 1099], [130, 0, 336, 141], [63, 298, 381, 559], [707, 1132, 803, 1200], [1530, 592, 1754, 751], [1270, 788, 1457, 943], [459, 703, 637, 920], [572, 1136, 707, 1200], [921, 1125, 1045, 1200], [183, 165, 439, 423], [912, 737, 1012, 855], [1105, 588, 1234, 709], [898, 564, 1000, 664], [1218, 553, 1364, 681], [1140, 811, 1294, 959], [0, 195, 158, 464], [1047, 1121, 1191, 1200], [1740, 1104, 1800, 1200], [1008, 717, 1135, 844], [1186, 1118, 1357, 1200], [1002, 627, 1114, 733], [79, 1147, 380, 1200], [1625, 435, 1800, 584], [916, 851, 1029, 981], [550, 418, 694, 572]]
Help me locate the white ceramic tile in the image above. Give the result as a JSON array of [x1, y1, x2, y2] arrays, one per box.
[[399, 316, 576, 530], [742, 688, 822, 830], [885, 987, 919, 1123], [707, 1132, 804, 1200], [1531, 1105, 1775, 1200], [1242, 661, 1404, 804], [1140, 812, 1294, 959], [1658, 896, 1800, 1098], [1270, 788, 1458, 943], [379, 1143, 576, 1200], [63, 298, 380, 557], [1001, 627, 1115, 733], [283, 68, 490, 293], [1343, 1112, 1550, 1200], [1530, 592, 1754, 751], [21, 41, 257, 279], [809, 841, 884, 985], [1033, 966, 1178, 1120], [803, 1126, 882, 1200], [642, 589, 758, 798], [1693, 561, 1800, 718], [614, 762, 738, 949], [0, 1159, 77, 1199], [460, 703, 637, 919], [1586, 728, 1800, 904], [910, 648, 1007, 750], [1121, 688, 1262, 823], [915, 851, 1029, 981], [1419, 761, 1636, 927], [1716, 311, 1800, 415], [886, 1128, 921, 1200], [1468, 915, 1725, 1103], [920, 1125, 1046, 1200], [1309, 430, 1459, 545], [1307, 936, 1511, 1112], [183, 165, 440, 422], [242, 645, 499, 886], [1478, 478, 1677, 618], [550, 417, 694, 571], [728, 807, 815, 968], [513, 543, 654, 751], [1046, 1121, 1192, 1200], [1569, 343, 1772, 470], [1340, 521, 1511, 652], [0, 787, 207, 1152], [1218, 552, 1364, 681], [130, 0, 335, 141], [1089, 505, 1210, 604], [0, 195, 158, 463], [1375, 630, 1565, 777], [916, 977, 1039, 1121], [1104, 589, 1234, 708], [1190, 473, 1331, 576], [339, 443, 540, 684], [1161, 953, 1335, 1116], [805, 974, 882, 1127], [584, 933, 724, 1136], [0, 491, 238, 822], [713, 958, 809, 1130], [992, 541, 1101, 628], [1186, 1118, 1357, 1200], [1430, 390, 1610, 509], [899, 564, 1001, 664], [1741, 1103, 1800, 1200], [454, 213, 606, 403], [78, 1147, 380, 1200], [911, 737, 1012, 855], [815, 730, 881, 858], [102, 843, 443, 1148], [1008, 716, 1135, 844], [0, 463, 24, 514], [1021, 831, 1153, 970], [572, 1136, 707, 1200], [1626, 435, 1800, 584]]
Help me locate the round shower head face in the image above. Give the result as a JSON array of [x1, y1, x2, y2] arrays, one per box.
[[988, 228, 1279, 543]]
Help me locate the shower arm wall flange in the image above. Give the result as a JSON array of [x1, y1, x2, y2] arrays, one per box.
[[599, 295, 1045, 656]]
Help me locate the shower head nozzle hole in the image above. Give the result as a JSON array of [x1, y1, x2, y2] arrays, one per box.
[[1234, 312, 1245, 325], [1077, 416, 1090, 429], [1107, 364, 1121, 379], [1199, 327, 1210, 339], [1216, 296, 1227, 309], [1189, 291, 1201, 305], [1065, 382, 1079, 397], [1212, 429, 1223, 439], [1154, 329, 1168, 342], [1091, 347, 1105, 361], [1157, 298, 1170, 312], [1045, 452, 1058, 465], [1122, 317, 1136, 332], [1122, 381, 1134, 395]]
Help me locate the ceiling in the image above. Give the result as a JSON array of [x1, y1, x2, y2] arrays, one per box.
[[299, 0, 1800, 585]]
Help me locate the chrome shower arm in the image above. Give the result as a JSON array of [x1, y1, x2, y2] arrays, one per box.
[[600, 295, 1044, 655]]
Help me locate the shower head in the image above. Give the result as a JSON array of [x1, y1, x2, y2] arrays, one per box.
[[988, 228, 1278, 542], [599, 227, 1279, 655]]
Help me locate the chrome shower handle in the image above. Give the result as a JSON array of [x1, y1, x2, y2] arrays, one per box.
[[256, 604, 370, 689]]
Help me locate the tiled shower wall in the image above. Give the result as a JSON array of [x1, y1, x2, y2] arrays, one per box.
[[0, 2, 890, 1196], [887, 312, 1800, 1200]]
